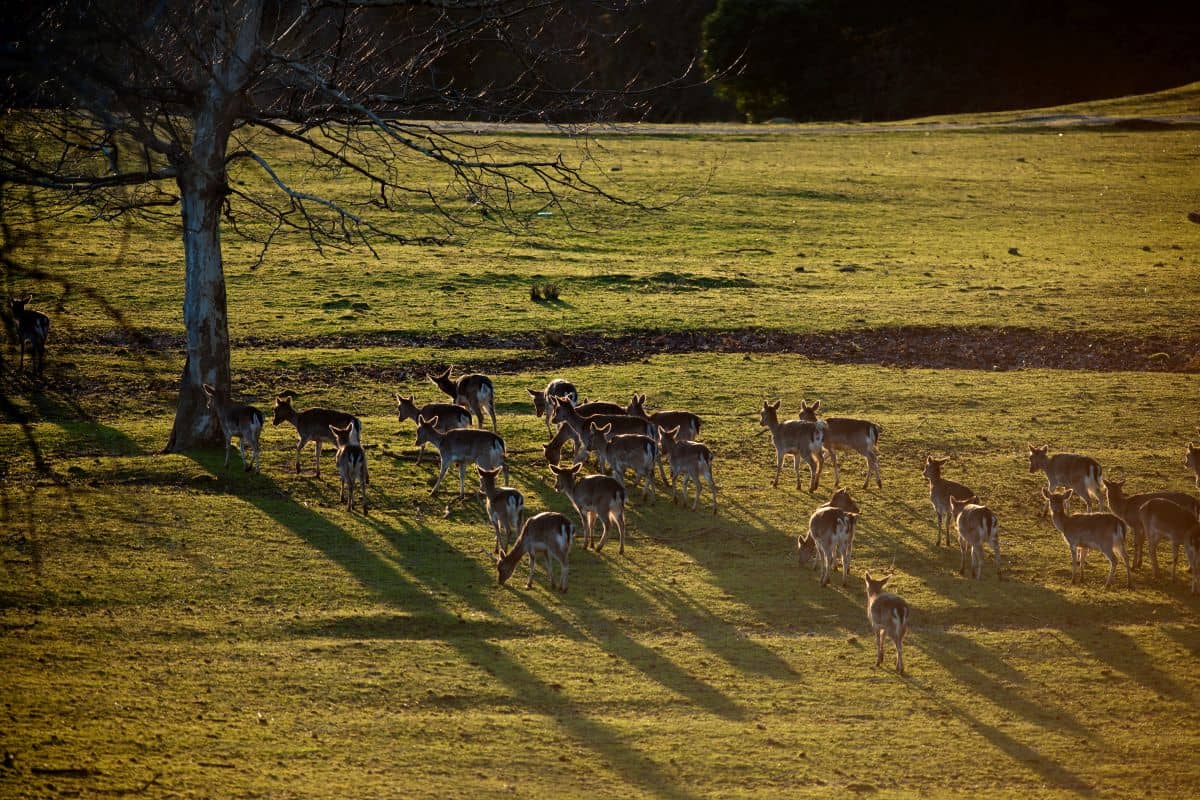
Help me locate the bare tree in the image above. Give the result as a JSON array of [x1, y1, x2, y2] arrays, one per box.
[[1, 0, 653, 451]]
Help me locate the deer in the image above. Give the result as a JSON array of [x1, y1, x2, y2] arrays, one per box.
[[864, 571, 910, 675], [550, 396, 658, 471], [1135, 497, 1200, 583], [1102, 478, 1200, 571], [395, 394, 472, 466], [798, 488, 860, 567], [1187, 442, 1199, 490], [574, 397, 627, 416], [202, 383, 263, 472], [427, 366, 496, 431], [271, 391, 361, 477], [757, 400, 824, 492], [415, 415, 507, 498], [796, 399, 882, 489], [586, 422, 658, 503], [9, 296, 49, 376], [477, 466, 524, 554], [1028, 444, 1104, 514], [329, 422, 369, 514], [549, 462, 627, 554], [659, 425, 717, 513], [626, 392, 702, 442], [1042, 487, 1131, 589], [799, 506, 859, 587], [922, 456, 976, 547], [527, 379, 578, 434], [496, 511, 574, 592], [948, 495, 1002, 580], [542, 421, 584, 466]]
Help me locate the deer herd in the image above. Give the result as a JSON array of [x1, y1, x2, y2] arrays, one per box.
[[9, 294, 1200, 676]]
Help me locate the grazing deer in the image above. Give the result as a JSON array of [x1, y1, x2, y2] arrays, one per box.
[[1042, 488, 1131, 589], [415, 415, 507, 498], [271, 391, 361, 477], [427, 366, 497, 431], [799, 506, 858, 587], [395, 394, 472, 465], [1102, 478, 1200, 571], [9, 296, 49, 375], [626, 392, 702, 441], [659, 425, 717, 513], [542, 421, 584, 466], [550, 396, 657, 470], [864, 571, 910, 675], [477, 466, 524, 554], [796, 400, 882, 489], [948, 495, 1002, 580], [922, 456, 975, 547], [1135, 497, 1200, 583], [497, 511, 574, 592], [586, 422, 658, 503], [202, 383, 263, 472], [758, 400, 824, 492], [527, 379, 578, 434], [549, 462, 627, 554], [1187, 442, 1200, 490], [1028, 445, 1104, 514], [330, 422, 369, 514]]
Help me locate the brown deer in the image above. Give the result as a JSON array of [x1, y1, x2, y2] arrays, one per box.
[[797, 489, 859, 566], [626, 392, 702, 441], [1028, 445, 1104, 514], [864, 571, 910, 675], [948, 495, 1002, 580], [477, 466, 524, 554], [9, 296, 49, 375], [758, 400, 824, 492], [497, 511, 575, 592], [922, 456, 975, 547], [427, 366, 496, 431], [1102, 478, 1199, 571], [1042, 487, 1131, 589], [587, 422, 659, 503], [550, 396, 657, 470], [202, 384, 263, 472], [659, 425, 717, 513], [330, 423, 369, 514], [797, 400, 882, 490], [1187, 442, 1199, 490], [1135, 497, 1200, 583], [799, 506, 858, 587], [395, 394, 472, 465], [415, 415, 507, 498], [271, 391, 361, 477], [527, 379, 578, 434], [549, 463, 627, 554]]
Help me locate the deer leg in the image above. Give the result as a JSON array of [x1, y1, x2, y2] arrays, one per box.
[[525, 552, 536, 589], [457, 462, 468, 499], [1133, 527, 1144, 570], [959, 538, 968, 575], [828, 449, 840, 487], [614, 508, 626, 555], [875, 629, 884, 667], [1103, 551, 1117, 589], [895, 635, 904, 675], [428, 461, 451, 496], [707, 469, 718, 514], [1150, 534, 1162, 580]]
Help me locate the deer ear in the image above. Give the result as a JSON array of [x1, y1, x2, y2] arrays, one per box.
[[665, 426, 680, 437], [202, 384, 216, 396], [769, 400, 781, 410], [527, 388, 540, 398], [569, 464, 582, 474]]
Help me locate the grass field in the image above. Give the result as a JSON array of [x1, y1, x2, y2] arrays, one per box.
[[3, 85, 1200, 798]]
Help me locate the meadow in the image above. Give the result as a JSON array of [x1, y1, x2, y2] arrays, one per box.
[[2, 85, 1200, 798]]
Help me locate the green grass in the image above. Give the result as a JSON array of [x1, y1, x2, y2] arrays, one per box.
[[4, 87, 1200, 797]]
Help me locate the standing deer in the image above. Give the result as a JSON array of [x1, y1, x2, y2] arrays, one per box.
[[797, 488, 859, 567], [864, 571, 910, 675], [202, 384, 263, 472], [799, 506, 858, 587], [758, 400, 824, 492], [1187, 442, 1199, 490], [626, 392, 702, 441], [1042, 487, 1131, 589], [1135, 497, 1200, 583], [272, 391, 361, 477], [477, 466, 524, 554], [497, 511, 574, 592], [9, 296, 49, 375], [549, 463, 627, 554], [330, 422, 369, 514], [1028, 445, 1104, 514], [395, 394, 472, 465], [659, 426, 717, 513], [428, 366, 496, 431], [796, 400, 882, 489], [527, 379, 578, 434], [948, 495, 1002, 580], [1102, 478, 1199, 571], [922, 456, 975, 547], [415, 415, 507, 498], [587, 422, 659, 503]]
